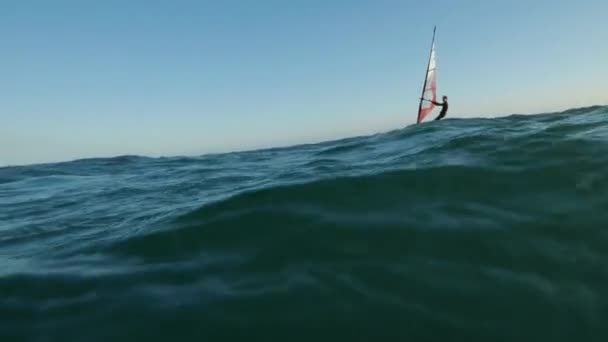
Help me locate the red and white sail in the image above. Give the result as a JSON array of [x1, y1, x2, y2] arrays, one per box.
[[417, 27, 437, 124]]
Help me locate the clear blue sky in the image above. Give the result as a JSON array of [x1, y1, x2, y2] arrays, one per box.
[[1, 0, 607, 165]]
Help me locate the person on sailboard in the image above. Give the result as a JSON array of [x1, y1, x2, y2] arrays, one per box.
[[431, 96, 448, 120]]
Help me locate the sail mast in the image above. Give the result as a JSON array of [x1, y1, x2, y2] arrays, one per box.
[[417, 26, 437, 124]]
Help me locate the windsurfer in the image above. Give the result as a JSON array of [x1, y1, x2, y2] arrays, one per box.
[[431, 96, 448, 120], [422, 95, 448, 121]]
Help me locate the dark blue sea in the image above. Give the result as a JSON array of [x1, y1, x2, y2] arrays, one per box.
[[2, 105, 608, 341]]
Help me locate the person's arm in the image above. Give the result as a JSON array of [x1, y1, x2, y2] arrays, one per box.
[[420, 98, 444, 106]]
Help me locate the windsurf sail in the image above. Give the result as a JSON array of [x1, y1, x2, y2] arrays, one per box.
[[417, 26, 437, 124]]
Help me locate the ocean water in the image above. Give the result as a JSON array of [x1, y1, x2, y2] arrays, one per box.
[[2, 105, 608, 341]]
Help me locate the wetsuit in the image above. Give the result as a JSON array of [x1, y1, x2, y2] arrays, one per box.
[[432, 100, 448, 120]]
